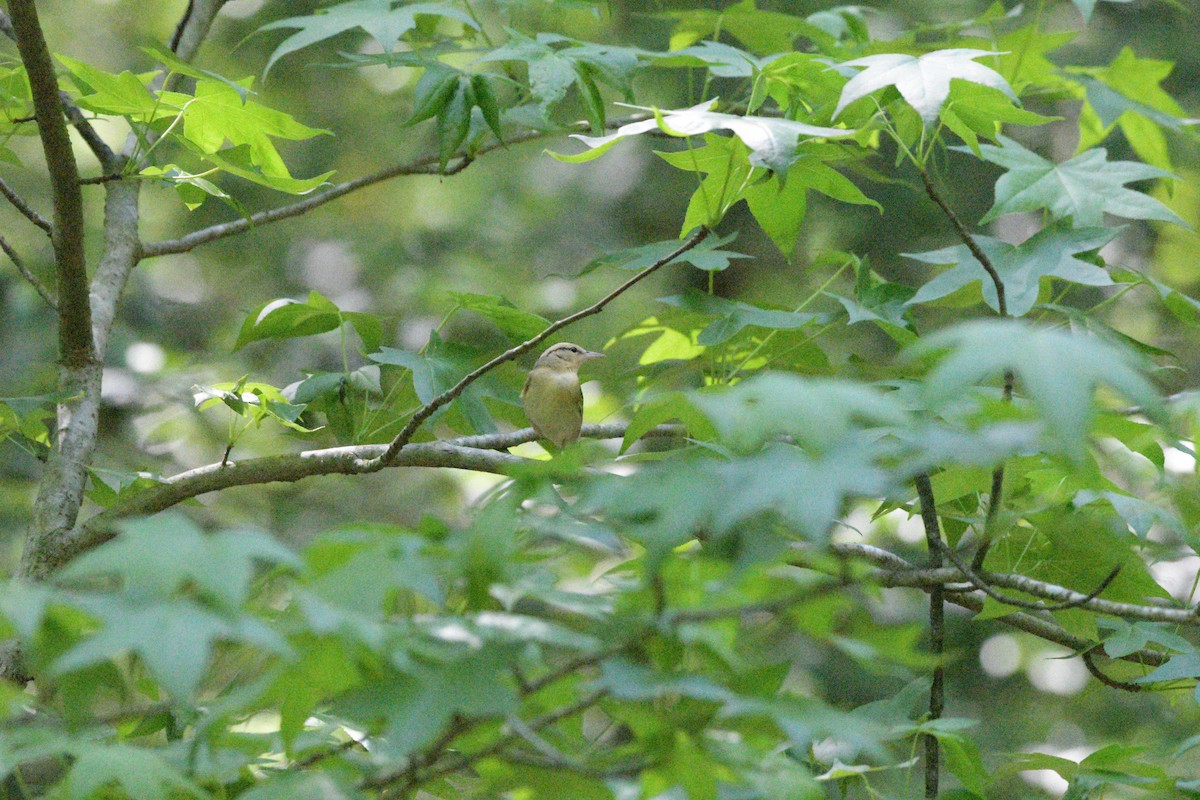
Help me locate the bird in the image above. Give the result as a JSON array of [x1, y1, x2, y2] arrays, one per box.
[[522, 342, 605, 449]]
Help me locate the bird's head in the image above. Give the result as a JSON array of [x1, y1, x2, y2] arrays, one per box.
[[533, 342, 605, 372]]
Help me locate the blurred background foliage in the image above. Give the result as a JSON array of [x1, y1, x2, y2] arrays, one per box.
[[2, 1, 1200, 796]]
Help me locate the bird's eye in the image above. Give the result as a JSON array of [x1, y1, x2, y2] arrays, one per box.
[[568, 346, 581, 353]]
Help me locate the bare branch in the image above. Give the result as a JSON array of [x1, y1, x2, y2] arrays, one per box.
[[72, 422, 681, 563], [0, 234, 56, 309], [139, 130, 558, 259], [914, 475, 944, 799], [138, 113, 660, 260], [371, 689, 608, 793], [372, 227, 711, 468], [826, 541, 1194, 640], [936, 536, 1123, 613], [1081, 649, 1146, 692], [0, 176, 53, 235]]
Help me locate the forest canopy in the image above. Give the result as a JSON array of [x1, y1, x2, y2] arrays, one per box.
[[1, 0, 1200, 798]]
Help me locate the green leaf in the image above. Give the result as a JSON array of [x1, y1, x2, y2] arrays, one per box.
[[436, 77, 473, 167], [63, 743, 209, 800], [688, 372, 909, 453], [833, 49, 1016, 124], [406, 63, 461, 125], [304, 526, 445, 612], [166, 78, 332, 180], [195, 144, 334, 194], [940, 81, 1059, 154], [235, 292, 344, 350], [370, 334, 499, 434], [972, 135, 1182, 227], [257, 0, 478, 76], [478, 33, 642, 123], [57, 514, 300, 608], [905, 221, 1117, 316], [622, 391, 717, 452], [56, 54, 162, 121], [578, 232, 745, 276], [448, 292, 549, 340], [909, 320, 1164, 459], [334, 651, 518, 758], [53, 596, 287, 698], [659, 288, 820, 345]]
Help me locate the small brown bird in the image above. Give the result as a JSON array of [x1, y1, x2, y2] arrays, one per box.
[[522, 342, 605, 449]]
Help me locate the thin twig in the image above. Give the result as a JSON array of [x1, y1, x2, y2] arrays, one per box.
[[919, 167, 1007, 316], [1081, 649, 1145, 693], [919, 166, 1013, 574], [140, 133, 548, 259], [369, 227, 711, 469], [937, 537, 1123, 613], [138, 113, 657, 260], [375, 689, 608, 794], [0, 234, 57, 309], [914, 475, 944, 800], [0, 176, 53, 234]]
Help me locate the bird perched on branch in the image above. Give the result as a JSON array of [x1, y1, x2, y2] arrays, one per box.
[[522, 342, 605, 449]]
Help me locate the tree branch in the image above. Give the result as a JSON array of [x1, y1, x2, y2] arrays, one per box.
[[137, 113, 659, 260], [139, 129, 562, 259], [0, 176, 53, 235], [824, 542, 1176, 662], [0, 234, 56, 309], [372, 689, 608, 794], [7, 0, 93, 368], [914, 475, 944, 800], [371, 227, 711, 468], [70, 423, 680, 565]]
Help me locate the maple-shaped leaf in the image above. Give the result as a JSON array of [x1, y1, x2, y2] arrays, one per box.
[[257, 0, 478, 76], [908, 320, 1164, 459], [557, 99, 854, 172], [905, 221, 1117, 316], [972, 135, 1182, 227], [54, 596, 289, 698], [57, 514, 300, 610], [63, 744, 208, 800], [1074, 47, 1191, 171], [477, 32, 643, 130], [832, 49, 1016, 124]]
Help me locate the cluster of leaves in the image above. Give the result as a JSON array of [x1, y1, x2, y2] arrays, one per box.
[[3, 0, 1200, 799]]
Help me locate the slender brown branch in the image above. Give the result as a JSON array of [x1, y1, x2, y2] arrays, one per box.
[[140, 131, 552, 259], [0, 176, 53, 235], [7, 0, 94, 369], [370, 228, 710, 469], [373, 689, 608, 794], [919, 166, 1014, 574], [70, 423, 681, 571], [60, 93, 118, 170], [0, 235, 57, 309], [825, 541, 1197, 632], [919, 167, 1007, 316], [139, 113, 657, 260], [1081, 649, 1145, 692], [914, 475, 944, 800]]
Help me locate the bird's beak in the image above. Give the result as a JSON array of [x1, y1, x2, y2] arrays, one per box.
[[582, 350, 605, 361]]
